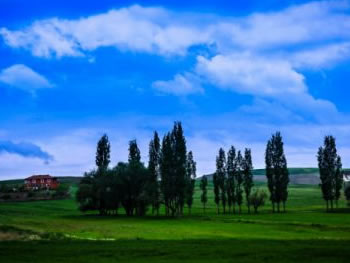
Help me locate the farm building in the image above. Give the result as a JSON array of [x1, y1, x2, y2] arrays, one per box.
[[24, 175, 60, 190]]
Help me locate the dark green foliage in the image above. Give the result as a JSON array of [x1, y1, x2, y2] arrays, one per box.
[[242, 148, 254, 213], [53, 184, 70, 198], [159, 122, 192, 216], [200, 175, 208, 213], [213, 173, 220, 214], [148, 131, 161, 215], [215, 148, 226, 214], [265, 132, 289, 212], [76, 175, 97, 212], [95, 134, 111, 171], [185, 151, 196, 214], [128, 139, 141, 163], [345, 186, 350, 207], [235, 151, 244, 214], [77, 136, 151, 216], [317, 136, 343, 211], [249, 189, 267, 213], [226, 146, 236, 214]]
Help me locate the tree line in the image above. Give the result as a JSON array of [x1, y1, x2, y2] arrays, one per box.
[[76, 122, 196, 216], [76, 123, 346, 216]]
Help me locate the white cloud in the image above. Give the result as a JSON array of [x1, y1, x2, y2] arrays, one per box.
[[0, 64, 52, 93], [152, 73, 203, 96], [215, 1, 350, 50], [2, 2, 350, 60], [0, 5, 210, 58], [291, 42, 350, 69], [195, 53, 307, 97]]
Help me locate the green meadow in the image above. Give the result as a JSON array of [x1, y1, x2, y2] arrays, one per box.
[[0, 182, 350, 262]]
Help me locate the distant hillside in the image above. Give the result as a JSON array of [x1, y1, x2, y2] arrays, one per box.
[[0, 176, 82, 186], [202, 168, 350, 185]]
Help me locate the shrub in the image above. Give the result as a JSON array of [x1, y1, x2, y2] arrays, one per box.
[[248, 189, 267, 213], [53, 184, 70, 198], [2, 194, 12, 200], [27, 191, 36, 198], [345, 186, 350, 207]]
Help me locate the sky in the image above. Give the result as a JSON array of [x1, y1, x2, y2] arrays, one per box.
[[0, 0, 350, 180]]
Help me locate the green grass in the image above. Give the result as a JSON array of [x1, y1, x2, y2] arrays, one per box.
[[0, 183, 350, 262]]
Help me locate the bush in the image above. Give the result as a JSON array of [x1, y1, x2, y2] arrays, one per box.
[[345, 186, 350, 207], [1, 194, 12, 200], [53, 184, 70, 198], [248, 189, 267, 213], [27, 191, 36, 198]]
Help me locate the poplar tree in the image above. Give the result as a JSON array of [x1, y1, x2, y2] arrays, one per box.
[[172, 122, 187, 215], [159, 122, 188, 216], [226, 146, 237, 214], [148, 131, 161, 215], [160, 133, 174, 216], [216, 148, 227, 213], [242, 148, 254, 213], [265, 132, 289, 213], [317, 136, 343, 211], [213, 172, 220, 214], [235, 151, 244, 214], [96, 134, 111, 171], [200, 175, 208, 213], [186, 151, 196, 214]]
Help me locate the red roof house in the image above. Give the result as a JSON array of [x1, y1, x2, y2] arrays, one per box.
[[24, 175, 60, 190]]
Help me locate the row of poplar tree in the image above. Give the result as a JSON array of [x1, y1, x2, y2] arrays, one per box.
[[76, 122, 197, 216], [211, 132, 288, 214], [211, 132, 345, 213], [76, 123, 345, 216]]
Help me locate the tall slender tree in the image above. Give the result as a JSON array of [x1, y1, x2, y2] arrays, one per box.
[[216, 148, 227, 213], [96, 134, 111, 171], [186, 151, 196, 214], [200, 175, 208, 213], [148, 131, 161, 215], [159, 122, 188, 216], [242, 148, 254, 213], [172, 122, 187, 215], [265, 132, 289, 213], [317, 135, 343, 211], [226, 146, 237, 214], [235, 151, 244, 214], [213, 172, 220, 214]]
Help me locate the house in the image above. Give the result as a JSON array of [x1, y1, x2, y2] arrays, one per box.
[[24, 175, 60, 190]]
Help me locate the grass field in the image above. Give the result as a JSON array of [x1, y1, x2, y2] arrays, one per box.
[[1, 182, 350, 262]]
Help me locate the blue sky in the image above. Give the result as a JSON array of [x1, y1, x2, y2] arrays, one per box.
[[1, 0, 350, 179]]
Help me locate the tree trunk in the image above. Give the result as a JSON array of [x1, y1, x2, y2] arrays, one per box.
[[283, 202, 286, 213], [277, 202, 280, 213], [272, 202, 275, 213]]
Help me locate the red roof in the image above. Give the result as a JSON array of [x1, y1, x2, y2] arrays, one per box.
[[25, 175, 56, 180]]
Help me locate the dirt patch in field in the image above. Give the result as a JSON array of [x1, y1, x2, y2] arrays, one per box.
[[0, 226, 41, 241]]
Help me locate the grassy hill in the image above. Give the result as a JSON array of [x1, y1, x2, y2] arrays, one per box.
[[0, 183, 349, 262], [202, 167, 350, 185]]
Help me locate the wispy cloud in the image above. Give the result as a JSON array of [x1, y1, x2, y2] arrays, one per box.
[[0, 140, 54, 163], [0, 64, 52, 94], [152, 73, 203, 96]]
